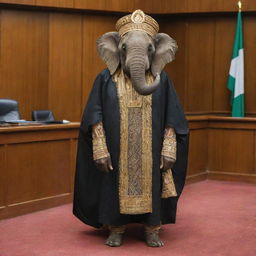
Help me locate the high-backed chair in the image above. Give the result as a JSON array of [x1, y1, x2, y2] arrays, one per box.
[[32, 110, 55, 122], [0, 99, 20, 122]]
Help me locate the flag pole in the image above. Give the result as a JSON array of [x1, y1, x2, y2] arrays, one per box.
[[238, 1, 242, 12]]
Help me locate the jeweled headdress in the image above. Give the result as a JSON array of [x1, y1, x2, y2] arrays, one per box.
[[116, 10, 159, 38]]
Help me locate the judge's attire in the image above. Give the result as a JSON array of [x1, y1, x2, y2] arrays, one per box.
[[73, 68, 189, 229]]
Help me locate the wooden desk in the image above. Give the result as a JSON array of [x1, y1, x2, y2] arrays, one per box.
[[0, 123, 79, 219]]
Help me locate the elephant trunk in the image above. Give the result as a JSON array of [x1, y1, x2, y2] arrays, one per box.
[[129, 58, 160, 96]]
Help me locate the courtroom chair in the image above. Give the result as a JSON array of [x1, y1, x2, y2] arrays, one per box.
[[0, 99, 20, 121], [32, 110, 55, 122]]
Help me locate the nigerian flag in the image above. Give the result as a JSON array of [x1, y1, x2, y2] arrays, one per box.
[[227, 10, 244, 117]]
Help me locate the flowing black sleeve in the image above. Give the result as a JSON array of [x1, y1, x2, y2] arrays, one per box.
[[80, 72, 104, 134], [163, 73, 189, 135]]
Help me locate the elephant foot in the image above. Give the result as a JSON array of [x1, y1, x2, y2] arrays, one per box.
[[145, 232, 164, 247], [105, 231, 123, 247]]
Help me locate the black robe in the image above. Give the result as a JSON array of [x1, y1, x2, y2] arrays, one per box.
[[73, 69, 189, 228]]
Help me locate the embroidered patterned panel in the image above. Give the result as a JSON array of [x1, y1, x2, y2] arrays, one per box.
[[113, 70, 153, 214]]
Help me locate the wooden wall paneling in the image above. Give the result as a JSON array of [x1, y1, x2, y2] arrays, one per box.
[[161, 0, 187, 14], [159, 16, 188, 106], [186, 0, 255, 13], [48, 13, 82, 121], [254, 131, 256, 176], [1, 0, 256, 12], [187, 128, 208, 178], [187, 0, 215, 13], [36, 0, 73, 8], [0, 10, 49, 120], [104, 0, 134, 12], [0, 0, 35, 4], [243, 15, 256, 114], [74, 0, 134, 12], [0, 145, 6, 210], [186, 17, 215, 113], [70, 138, 77, 192], [213, 15, 235, 113], [0, 124, 79, 219], [133, 0, 163, 14], [214, 0, 256, 13], [81, 14, 118, 108], [246, 0, 256, 11], [6, 140, 71, 205], [74, 0, 104, 11], [208, 128, 254, 174]]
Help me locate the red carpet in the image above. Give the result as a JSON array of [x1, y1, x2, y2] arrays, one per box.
[[0, 180, 255, 256]]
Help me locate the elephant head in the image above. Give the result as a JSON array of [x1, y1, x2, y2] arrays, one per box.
[[96, 30, 178, 95]]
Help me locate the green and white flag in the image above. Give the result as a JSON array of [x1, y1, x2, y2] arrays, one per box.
[[227, 10, 244, 117]]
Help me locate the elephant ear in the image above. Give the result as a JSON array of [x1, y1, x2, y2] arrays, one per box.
[[151, 33, 178, 77], [96, 32, 120, 75]]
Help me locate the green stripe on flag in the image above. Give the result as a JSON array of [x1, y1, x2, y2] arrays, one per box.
[[232, 94, 244, 117]]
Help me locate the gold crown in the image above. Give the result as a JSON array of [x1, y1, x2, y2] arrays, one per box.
[[116, 10, 159, 37]]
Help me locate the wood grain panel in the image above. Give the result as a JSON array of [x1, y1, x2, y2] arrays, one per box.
[[0, 0, 256, 13], [0, 146, 6, 208], [74, 0, 133, 12], [48, 13, 82, 121], [6, 140, 71, 205], [213, 16, 235, 113], [186, 0, 255, 13], [208, 129, 254, 174], [74, 0, 104, 10], [81, 14, 118, 107], [0, 10, 49, 120], [36, 0, 73, 8], [133, 0, 163, 13], [187, 0, 215, 13], [0, 0, 35, 4], [243, 15, 256, 114], [70, 138, 77, 192], [105, 0, 134, 12], [208, 171, 256, 184], [159, 16, 188, 106], [214, 0, 256, 12], [187, 129, 208, 176], [187, 18, 215, 112], [161, 0, 187, 14]]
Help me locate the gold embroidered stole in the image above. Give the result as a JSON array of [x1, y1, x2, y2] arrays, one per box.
[[113, 70, 153, 214]]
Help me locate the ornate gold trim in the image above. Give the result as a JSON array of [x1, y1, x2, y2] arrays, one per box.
[[161, 127, 177, 161], [113, 70, 153, 214], [116, 10, 159, 38], [161, 169, 177, 198], [92, 122, 110, 160]]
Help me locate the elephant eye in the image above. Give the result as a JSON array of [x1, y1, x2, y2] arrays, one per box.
[[122, 44, 126, 51], [148, 44, 153, 52]]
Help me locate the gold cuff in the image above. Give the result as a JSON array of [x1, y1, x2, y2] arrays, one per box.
[[108, 225, 126, 234], [144, 225, 161, 234], [161, 169, 177, 198], [92, 122, 110, 160], [161, 127, 176, 161]]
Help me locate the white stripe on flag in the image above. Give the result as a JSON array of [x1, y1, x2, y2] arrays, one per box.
[[229, 48, 244, 98]]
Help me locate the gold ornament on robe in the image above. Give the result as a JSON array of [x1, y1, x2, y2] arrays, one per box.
[[92, 122, 110, 160], [161, 127, 177, 198], [113, 69, 153, 214]]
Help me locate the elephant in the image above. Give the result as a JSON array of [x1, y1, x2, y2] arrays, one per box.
[[96, 30, 178, 95], [73, 14, 189, 248]]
